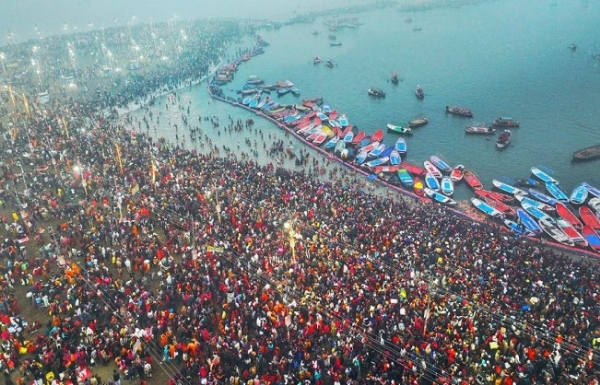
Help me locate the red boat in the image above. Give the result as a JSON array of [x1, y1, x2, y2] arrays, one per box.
[[374, 165, 401, 173], [450, 165, 464, 182], [400, 162, 426, 177], [329, 110, 338, 120], [351, 131, 366, 145], [474, 189, 515, 204], [371, 129, 384, 142], [579, 206, 600, 230], [463, 169, 483, 190], [556, 203, 583, 229], [341, 125, 353, 138], [482, 196, 517, 217]]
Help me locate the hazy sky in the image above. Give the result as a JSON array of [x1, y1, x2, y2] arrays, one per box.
[[0, 0, 362, 44]]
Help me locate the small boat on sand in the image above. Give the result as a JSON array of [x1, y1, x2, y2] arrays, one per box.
[[504, 219, 534, 236]]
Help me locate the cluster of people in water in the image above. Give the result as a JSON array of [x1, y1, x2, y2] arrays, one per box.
[[1, 15, 600, 385]]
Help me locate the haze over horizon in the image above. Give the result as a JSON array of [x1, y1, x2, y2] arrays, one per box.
[[0, 0, 368, 45]]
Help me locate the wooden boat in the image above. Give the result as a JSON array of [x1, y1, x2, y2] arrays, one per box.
[[415, 85, 425, 100], [463, 169, 483, 190], [582, 227, 600, 251], [528, 188, 558, 206], [389, 150, 401, 166], [351, 131, 366, 145], [514, 194, 555, 213], [471, 197, 504, 219], [401, 162, 426, 177], [545, 182, 569, 203], [425, 188, 457, 206], [397, 168, 414, 187], [531, 166, 558, 185], [445, 105, 473, 118], [425, 172, 440, 191], [368, 143, 387, 158], [582, 182, 600, 198], [465, 125, 496, 134], [504, 219, 534, 236], [365, 157, 389, 168], [409, 116, 429, 128], [474, 189, 515, 204], [483, 196, 517, 217], [538, 218, 573, 246], [368, 88, 386, 98], [354, 150, 368, 165], [430, 156, 452, 174], [492, 179, 527, 197], [492, 117, 520, 128], [556, 202, 583, 229], [372, 129, 384, 142], [440, 176, 454, 196], [580, 206, 600, 229], [395, 138, 407, 155], [413, 177, 425, 197], [387, 124, 413, 135], [572, 144, 600, 162], [450, 165, 464, 182], [496, 129, 512, 149], [423, 161, 442, 179], [374, 165, 401, 173], [570, 184, 589, 205], [517, 209, 543, 235], [556, 219, 587, 247]]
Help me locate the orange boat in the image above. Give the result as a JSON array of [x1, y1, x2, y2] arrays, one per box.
[[556, 203, 583, 229], [579, 206, 600, 230], [351, 131, 365, 145], [463, 169, 483, 190]]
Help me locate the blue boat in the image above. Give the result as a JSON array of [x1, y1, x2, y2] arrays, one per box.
[[528, 188, 558, 206], [517, 209, 543, 234], [284, 114, 302, 123], [425, 188, 457, 206], [471, 197, 504, 218], [379, 146, 394, 159], [369, 143, 387, 158], [359, 137, 371, 148], [521, 202, 556, 224], [290, 87, 300, 96], [492, 179, 528, 196], [582, 182, 600, 198], [339, 115, 349, 127], [364, 156, 389, 168], [389, 150, 401, 166], [249, 99, 259, 108], [324, 136, 339, 150], [395, 138, 407, 154], [583, 227, 600, 251], [322, 104, 332, 114], [430, 155, 452, 174], [545, 182, 569, 203], [277, 88, 291, 96], [514, 194, 555, 212], [316, 112, 329, 121], [570, 184, 589, 205], [242, 97, 252, 105], [354, 150, 368, 165], [343, 130, 354, 143], [503, 219, 534, 236], [425, 172, 440, 191], [397, 168, 413, 187], [441, 176, 454, 196], [531, 166, 558, 185]]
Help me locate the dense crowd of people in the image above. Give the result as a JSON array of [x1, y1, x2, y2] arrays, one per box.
[[1, 15, 600, 385]]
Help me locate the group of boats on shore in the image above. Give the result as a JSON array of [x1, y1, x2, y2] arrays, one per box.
[[208, 44, 600, 254]]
